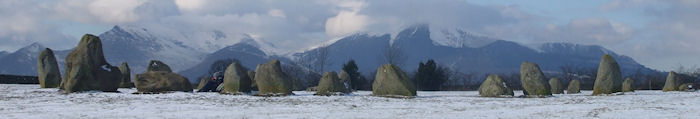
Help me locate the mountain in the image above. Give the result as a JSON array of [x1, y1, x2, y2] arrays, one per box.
[[0, 24, 655, 82], [0, 51, 8, 58], [98, 25, 205, 74], [0, 43, 69, 75], [296, 24, 655, 76], [179, 37, 272, 82], [0, 26, 207, 77], [178, 37, 304, 83], [293, 34, 391, 74]]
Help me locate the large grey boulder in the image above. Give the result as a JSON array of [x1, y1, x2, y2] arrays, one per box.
[[622, 78, 634, 92], [549, 78, 563, 94], [567, 79, 581, 94], [37, 48, 61, 88], [146, 60, 172, 72], [221, 62, 251, 94], [60, 34, 122, 93], [134, 61, 192, 93], [254, 59, 293, 96], [134, 71, 192, 93], [315, 72, 349, 96], [119, 62, 134, 88], [592, 54, 623, 95], [520, 62, 551, 97], [372, 64, 416, 98], [478, 74, 514, 97]]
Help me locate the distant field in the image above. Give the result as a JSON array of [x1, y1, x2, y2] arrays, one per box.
[[1, 84, 699, 118]]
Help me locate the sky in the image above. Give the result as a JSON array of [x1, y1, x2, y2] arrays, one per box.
[[0, 0, 698, 71]]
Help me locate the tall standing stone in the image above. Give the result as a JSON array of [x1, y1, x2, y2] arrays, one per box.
[[663, 71, 681, 92], [119, 62, 134, 88], [315, 72, 349, 96], [622, 77, 635, 92], [37, 48, 61, 88], [372, 64, 416, 98], [592, 54, 623, 95], [567, 79, 581, 94], [478, 74, 514, 97], [549, 78, 563, 94], [221, 62, 251, 94], [254, 59, 293, 96], [60, 34, 122, 93], [520, 62, 551, 97]]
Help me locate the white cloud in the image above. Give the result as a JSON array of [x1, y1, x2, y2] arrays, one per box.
[[325, 11, 369, 38], [267, 9, 286, 18], [174, 0, 205, 12], [88, 0, 145, 23]]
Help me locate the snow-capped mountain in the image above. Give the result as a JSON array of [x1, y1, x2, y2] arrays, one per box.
[[178, 37, 269, 82], [178, 36, 301, 83], [0, 43, 68, 75], [293, 34, 392, 74], [98, 25, 206, 74], [0, 24, 654, 81], [297, 24, 654, 75], [0, 25, 211, 76], [431, 27, 498, 48]]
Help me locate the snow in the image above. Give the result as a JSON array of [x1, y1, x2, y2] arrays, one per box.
[[2, 84, 700, 118], [101, 65, 111, 72]]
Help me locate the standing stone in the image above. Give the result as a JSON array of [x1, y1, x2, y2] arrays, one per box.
[[221, 62, 251, 94], [520, 62, 551, 97], [663, 71, 683, 92], [196, 76, 210, 90], [248, 71, 257, 90], [592, 54, 623, 95], [567, 79, 581, 94], [119, 62, 134, 88], [254, 59, 293, 96], [339, 70, 352, 92], [134, 61, 192, 93], [146, 60, 172, 72], [478, 74, 514, 97], [622, 78, 635, 92], [197, 71, 224, 92], [372, 64, 416, 98], [549, 78, 563, 94], [60, 34, 122, 93], [134, 71, 192, 93], [37, 48, 61, 88], [315, 72, 349, 96]]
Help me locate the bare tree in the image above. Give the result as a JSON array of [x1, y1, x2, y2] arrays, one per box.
[[382, 45, 406, 66], [316, 45, 331, 73]]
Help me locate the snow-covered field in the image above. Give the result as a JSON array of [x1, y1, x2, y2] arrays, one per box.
[[1, 84, 699, 119]]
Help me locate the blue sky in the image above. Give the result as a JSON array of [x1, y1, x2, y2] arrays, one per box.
[[0, 0, 697, 71]]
